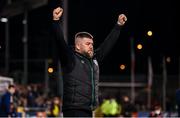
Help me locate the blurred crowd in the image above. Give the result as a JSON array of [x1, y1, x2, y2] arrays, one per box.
[[0, 83, 62, 117], [0, 83, 179, 117]]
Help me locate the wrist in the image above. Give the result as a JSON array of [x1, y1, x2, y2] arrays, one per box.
[[117, 21, 122, 26], [53, 17, 60, 21]]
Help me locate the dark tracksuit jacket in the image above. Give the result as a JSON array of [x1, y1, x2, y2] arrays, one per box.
[[0, 92, 13, 117], [52, 20, 122, 111]]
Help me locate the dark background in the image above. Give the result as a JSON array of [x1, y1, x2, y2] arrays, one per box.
[[0, 0, 179, 77]]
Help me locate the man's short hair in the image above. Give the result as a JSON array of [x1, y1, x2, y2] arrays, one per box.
[[75, 32, 93, 39], [8, 84, 15, 89]]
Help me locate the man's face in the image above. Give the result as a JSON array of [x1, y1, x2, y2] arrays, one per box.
[[76, 37, 94, 58], [9, 87, 15, 94]]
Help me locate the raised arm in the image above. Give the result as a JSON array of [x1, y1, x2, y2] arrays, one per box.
[[95, 14, 127, 62], [52, 7, 74, 67]]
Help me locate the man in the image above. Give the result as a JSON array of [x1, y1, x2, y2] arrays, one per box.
[[0, 84, 16, 117], [52, 7, 127, 117]]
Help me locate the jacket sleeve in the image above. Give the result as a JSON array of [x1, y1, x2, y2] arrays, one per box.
[[94, 24, 122, 62], [52, 20, 74, 67]]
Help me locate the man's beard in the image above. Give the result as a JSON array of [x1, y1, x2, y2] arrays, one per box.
[[83, 50, 94, 58]]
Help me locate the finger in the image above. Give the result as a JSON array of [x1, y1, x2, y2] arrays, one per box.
[[59, 8, 63, 13], [57, 13, 62, 17], [55, 10, 63, 17], [123, 16, 127, 22], [120, 15, 127, 22], [56, 7, 61, 11], [54, 7, 62, 14]]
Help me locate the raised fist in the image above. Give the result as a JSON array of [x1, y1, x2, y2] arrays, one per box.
[[117, 14, 127, 26], [53, 7, 63, 20]]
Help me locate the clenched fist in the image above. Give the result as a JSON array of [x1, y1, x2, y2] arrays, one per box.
[[117, 14, 127, 26], [53, 7, 63, 20]]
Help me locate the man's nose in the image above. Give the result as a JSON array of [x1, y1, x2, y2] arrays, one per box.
[[89, 45, 93, 49]]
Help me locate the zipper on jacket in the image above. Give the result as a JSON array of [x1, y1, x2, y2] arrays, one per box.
[[85, 58, 95, 108], [90, 59, 95, 108]]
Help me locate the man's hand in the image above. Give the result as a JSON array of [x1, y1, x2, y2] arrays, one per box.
[[53, 7, 63, 20], [117, 14, 127, 26]]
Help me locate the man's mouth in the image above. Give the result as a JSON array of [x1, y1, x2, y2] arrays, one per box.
[[88, 50, 93, 53]]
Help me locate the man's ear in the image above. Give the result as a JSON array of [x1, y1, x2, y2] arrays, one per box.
[[75, 44, 80, 51]]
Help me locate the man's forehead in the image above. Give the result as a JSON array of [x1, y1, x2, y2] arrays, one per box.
[[80, 37, 93, 43]]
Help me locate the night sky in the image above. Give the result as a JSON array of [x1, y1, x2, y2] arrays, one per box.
[[0, 0, 179, 76]]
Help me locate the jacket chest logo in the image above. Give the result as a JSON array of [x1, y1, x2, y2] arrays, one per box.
[[81, 60, 85, 64]]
